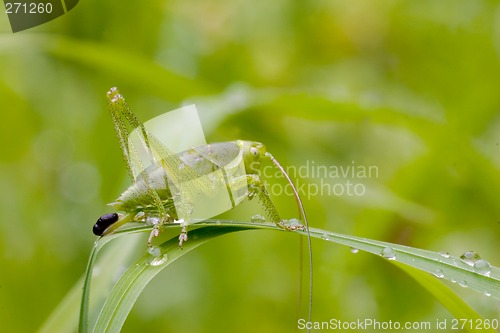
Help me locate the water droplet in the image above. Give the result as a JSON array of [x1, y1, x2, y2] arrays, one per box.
[[460, 251, 480, 266], [439, 251, 450, 258], [458, 280, 468, 288], [150, 254, 168, 266], [350, 247, 359, 254], [484, 291, 491, 297], [287, 218, 304, 230], [381, 247, 396, 260], [321, 233, 330, 241], [473, 259, 491, 276], [433, 269, 444, 278], [250, 214, 266, 223], [450, 278, 456, 283], [148, 246, 161, 257]]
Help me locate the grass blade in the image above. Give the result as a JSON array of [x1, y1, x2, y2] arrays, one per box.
[[92, 225, 253, 332], [303, 227, 500, 299], [77, 220, 498, 333], [394, 263, 496, 333], [79, 231, 144, 333]]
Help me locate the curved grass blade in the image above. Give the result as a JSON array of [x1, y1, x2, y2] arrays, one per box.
[[79, 230, 144, 333], [40, 230, 143, 333], [92, 225, 254, 332], [80, 221, 498, 333], [301, 227, 499, 333], [302, 228, 500, 300], [394, 262, 495, 333]]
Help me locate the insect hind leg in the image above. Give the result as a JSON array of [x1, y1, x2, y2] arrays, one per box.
[[240, 174, 301, 231]]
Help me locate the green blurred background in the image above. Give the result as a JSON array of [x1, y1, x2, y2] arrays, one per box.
[[1, 1, 499, 332]]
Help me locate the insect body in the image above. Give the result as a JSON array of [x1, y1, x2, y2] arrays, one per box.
[[95, 88, 309, 248], [95, 140, 300, 240], [92, 213, 119, 236], [93, 87, 313, 325]]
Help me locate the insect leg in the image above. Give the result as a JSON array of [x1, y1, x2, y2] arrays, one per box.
[[107, 89, 178, 246], [264, 152, 313, 326], [229, 173, 290, 229], [143, 180, 171, 246]]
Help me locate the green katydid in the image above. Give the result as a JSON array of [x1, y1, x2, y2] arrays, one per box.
[[92, 87, 313, 321], [94, 87, 311, 245]]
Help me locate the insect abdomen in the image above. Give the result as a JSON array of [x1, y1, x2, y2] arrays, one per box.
[[93, 213, 119, 236]]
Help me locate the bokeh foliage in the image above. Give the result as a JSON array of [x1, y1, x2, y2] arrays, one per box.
[[0, 1, 499, 332]]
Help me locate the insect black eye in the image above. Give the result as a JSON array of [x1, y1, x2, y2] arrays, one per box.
[[250, 147, 260, 158], [93, 213, 119, 236]]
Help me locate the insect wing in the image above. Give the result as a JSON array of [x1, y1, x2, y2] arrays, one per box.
[[127, 104, 206, 180], [173, 142, 249, 222], [189, 142, 249, 206], [127, 106, 248, 224]]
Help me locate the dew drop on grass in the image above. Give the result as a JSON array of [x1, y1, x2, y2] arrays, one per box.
[[484, 291, 491, 297], [460, 251, 480, 266], [148, 246, 162, 257], [350, 247, 359, 254], [321, 233, 330, 241], [280, 218, 304, 230], [433, 269, 444, 278], [473, 259, 491, 276], [250, 214, 266, 223], [148, 246, 167, 266], [381, 247, 396, 260], [288, 219, 304, 228], [439, 251, 450, 258], [150, 254, 168, 266], [458, 280, 468, 288]]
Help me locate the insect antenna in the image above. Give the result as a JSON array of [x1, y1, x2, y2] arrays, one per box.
[[265, 152, 313, 325]]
